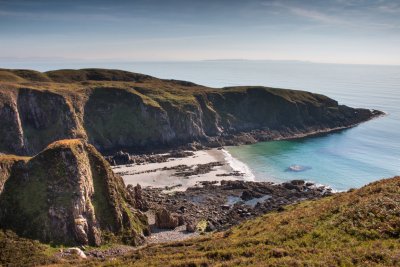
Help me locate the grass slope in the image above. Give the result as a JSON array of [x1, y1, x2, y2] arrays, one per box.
[[0, 68, 332, 108], [1, 174, 399, 266], [0, 230, 56, 266], [96, 176, 400, 267]]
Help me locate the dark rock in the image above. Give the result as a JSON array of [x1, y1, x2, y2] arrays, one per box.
[[186, 220, 197, 233], [127, 184, 148, 211], [178, 215, 185, 226], [241, 190, 264, 201], [107, 151, 133, 165], [178, 206, 186, 213], [220, 180, 248, 190], [155, 208, 179, 229], [205, 221, 216, 232], [277, 206, 285, 212], [291, 180, 305, 186], [142, 177, 332, 233], [283, 182, 300, 190]]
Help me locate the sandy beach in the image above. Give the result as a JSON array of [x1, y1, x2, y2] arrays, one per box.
[[114, 148, 255, 191]]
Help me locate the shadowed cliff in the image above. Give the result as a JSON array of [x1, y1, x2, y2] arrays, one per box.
[[0, 68, 383, 155]]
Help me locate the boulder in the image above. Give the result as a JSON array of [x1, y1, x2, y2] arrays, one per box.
[[205, 221, 216, 232], [155, 208, 179, 229], [186, 220, 197, 233], [65, 247, 87, 259]]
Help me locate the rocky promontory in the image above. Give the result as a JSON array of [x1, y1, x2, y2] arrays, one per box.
[[0, 68, 383, 156], [0, 139, 148, 246]]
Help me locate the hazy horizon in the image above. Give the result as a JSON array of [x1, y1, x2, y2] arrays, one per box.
[[1, 0, 400, 65], [2, 58, 400, 68]]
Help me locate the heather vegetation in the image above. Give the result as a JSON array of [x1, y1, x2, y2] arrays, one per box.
[[0, 230, 56, 266], [83, 176, 400, 266], [2, 175, 400, 266]]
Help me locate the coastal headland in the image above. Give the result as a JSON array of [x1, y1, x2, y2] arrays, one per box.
[[0, 68, 388, 265]]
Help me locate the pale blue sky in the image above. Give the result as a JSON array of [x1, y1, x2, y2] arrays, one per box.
[[1, 0, 400, 65]]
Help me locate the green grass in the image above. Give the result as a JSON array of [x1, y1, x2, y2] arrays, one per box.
[[84, 176, 400, 267], [0, 230, 56, 266], [0, 68, 329, 108]]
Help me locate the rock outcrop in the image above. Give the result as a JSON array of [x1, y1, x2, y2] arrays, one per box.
[[155, 208, 182, 229], [0, 68, 383, 156], [0, 139, 148, 246]]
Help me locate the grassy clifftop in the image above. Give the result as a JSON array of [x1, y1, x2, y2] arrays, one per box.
[[91, 176, 400, 266], [0, 68, 382, 155]]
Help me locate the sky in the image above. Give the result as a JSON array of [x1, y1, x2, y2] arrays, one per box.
[[1, 0, 400, 65]]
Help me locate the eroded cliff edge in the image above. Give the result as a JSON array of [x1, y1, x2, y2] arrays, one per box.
[[0, 68, 383, 155], [0, 139, 148, 246]]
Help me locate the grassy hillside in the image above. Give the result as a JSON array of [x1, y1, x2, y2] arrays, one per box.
[[0, 68, 381, 156], [0, 230, 56, 266], [92, 176, 400, 266], [1, 175, 399, 266]]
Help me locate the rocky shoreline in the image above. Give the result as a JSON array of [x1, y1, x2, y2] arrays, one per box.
[[105, 145, 336, 248], [105, 110, 384, 167], [58, 177, 334, 260], [140, 180, 332, 234]]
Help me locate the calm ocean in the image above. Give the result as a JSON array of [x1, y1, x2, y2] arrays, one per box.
[[4, 60, 400, 191]]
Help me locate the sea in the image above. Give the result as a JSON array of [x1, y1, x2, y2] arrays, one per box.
[[3, 60, 400, 191]]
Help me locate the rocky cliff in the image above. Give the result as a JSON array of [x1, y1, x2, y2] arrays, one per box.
[[0, 139, 148, 246], [0, 68, 383, 155]]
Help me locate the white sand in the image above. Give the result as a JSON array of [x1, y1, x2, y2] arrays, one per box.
[[115, 148, 254, 191]]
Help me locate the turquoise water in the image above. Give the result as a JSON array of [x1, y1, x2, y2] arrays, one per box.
[[3, 60, 400, 190]]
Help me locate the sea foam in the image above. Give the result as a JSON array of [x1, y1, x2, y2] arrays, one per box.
[[222, 149, 255, 181]]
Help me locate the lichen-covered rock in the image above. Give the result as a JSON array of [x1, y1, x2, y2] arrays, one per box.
[[0, 139, 148, 246]]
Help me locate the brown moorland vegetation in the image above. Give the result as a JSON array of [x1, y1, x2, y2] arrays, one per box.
[[85, 176, 400, 267]]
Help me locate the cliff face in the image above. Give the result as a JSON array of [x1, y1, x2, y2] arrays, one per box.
[[0, 68, 383, 155], [0, 139, 148, 246]]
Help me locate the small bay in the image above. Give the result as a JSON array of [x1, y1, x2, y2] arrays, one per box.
[[5, 60, 400, 190]]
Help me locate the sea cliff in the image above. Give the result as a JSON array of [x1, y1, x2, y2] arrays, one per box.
[[0, 68, 383, 156]]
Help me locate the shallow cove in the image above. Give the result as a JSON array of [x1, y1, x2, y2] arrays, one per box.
[[8, 60, 400, 191]]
